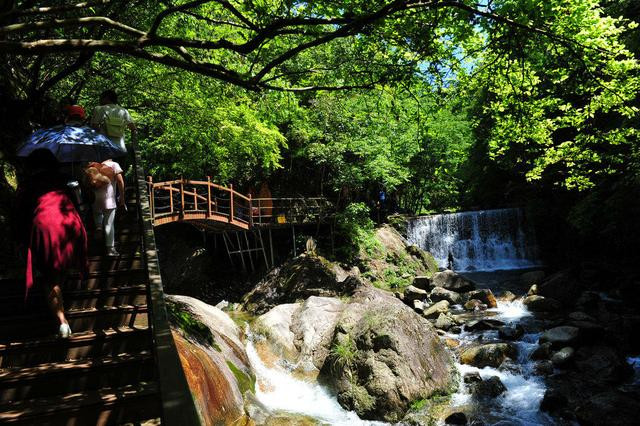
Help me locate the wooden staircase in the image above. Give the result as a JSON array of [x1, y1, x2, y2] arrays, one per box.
[[0, 152, 199, 425]]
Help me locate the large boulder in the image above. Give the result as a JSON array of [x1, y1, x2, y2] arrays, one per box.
[[575, 391, 640, 426], [460, 343, 517, 368], [574, 346, 633, 384], [539, 326, 580, 348], [537, 270, 582, 306], [465, 289, 497, 308], [242, 255, 360, 314], [168, 295, 254, 426], [431, 270, 476, 293], [423, 300, 450, 319], [430, 286, 463, 305], [523, 295, 562, 312], [404, 285, 429, 303], [470, 376, 507, 399], [521, 270, 546, 287], [253, 296, 347, 371], [320, 287, 455, 422]]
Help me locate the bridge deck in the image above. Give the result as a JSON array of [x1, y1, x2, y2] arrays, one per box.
[[148, 177, 333, 231]]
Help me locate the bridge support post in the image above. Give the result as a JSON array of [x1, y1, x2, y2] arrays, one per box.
[[147, 176, 154, 222], [229, 184, 234, 223], [207, 176, 212, 218], [291, 224, 296, 257], [243, 231, 255, 272]]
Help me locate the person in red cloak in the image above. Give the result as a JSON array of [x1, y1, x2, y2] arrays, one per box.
[[15, 149, 88, 338]]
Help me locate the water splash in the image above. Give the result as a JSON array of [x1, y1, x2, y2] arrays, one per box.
[[407, 208, 540, 272], [245, 339, 385, 425]]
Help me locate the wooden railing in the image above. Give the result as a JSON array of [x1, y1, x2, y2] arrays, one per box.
[[147, 177, 334, 229], [147, 177, 252, 230]]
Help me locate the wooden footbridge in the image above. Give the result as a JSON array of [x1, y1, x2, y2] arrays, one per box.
[[147, 177, 335, 270]]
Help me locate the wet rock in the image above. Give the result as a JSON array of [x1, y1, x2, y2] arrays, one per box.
[[539, 326, 580, 348], [538, 270, 582, 306], [498, 290, 517, 302], [445, 412, 468, 425], [404, 285, 429, 303], [471, 376, 507, 399], [540, 389, 568, 413], [394, 291, 404, 301], [527, 284, 538, 296], [574, 346, 633, 384], [412, 299, 426, 314], [498, 324, 524, 341], [521, 270, 545, 286], [523, 295, 562, 312], [444, 338, 460, 349], [463, 371, 482, 384], [568, 320, 605, 342], [320, 286, 455, 422], [575, 391, 640, 426], [530, 342, 553, 360], [534, 360, 555, 375], [450, 326, 462, 334], [430, 286, 463, 305], [551, 347, 575, 366], [431, 269, 476, 293], [464, 299, 487, 311], [412, 275, 432, 290], [435, 313, 455, 331], [460, 343, 517, 368], [464, 319, 504, 332], [423, 300, 450, 319], [242, 255, 361, 314], [465, 289, 497, 308]]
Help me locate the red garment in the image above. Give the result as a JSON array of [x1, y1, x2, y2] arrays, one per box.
[[18, 177, 88, 300]]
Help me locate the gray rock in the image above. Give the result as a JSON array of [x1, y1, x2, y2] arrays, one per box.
[[538, 270, 582, 306], [575, 291, 601, 311], [498, 324, 525, 341], [423, 300, 450, 319], [431, 269, 476, 293], [540, 389, 568, 413], [531, 342, 553, 360], [412, 275, 431, 290], [576, 391, 640, 426], [523, 295, 562, 312], [464, 299, 487, 311], [551, 347, 575, 366], [527, 284, 538, 296], [460, 343, 517, 368], [435, 313, 455, 331], [539, 326, 580, 348], [430, 286, 462, 305], [574, 346, 633, 384], [498, 290, 517, 302], [568, 311, 596, 322], [404, 285, 429, 302], [465, 289, 497, 308], [320, 286, 454, 422], [534, 360, 555, 376], [471, 376, 507, 399], [463, 371, 482, 384]]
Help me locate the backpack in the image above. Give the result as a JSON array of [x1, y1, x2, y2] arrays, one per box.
[[85, 162, 114, 189], [101, 108, 127, 138]]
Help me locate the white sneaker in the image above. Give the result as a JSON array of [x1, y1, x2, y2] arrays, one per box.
[[59, 323, 72, 339], [106, 247, 120, 257]]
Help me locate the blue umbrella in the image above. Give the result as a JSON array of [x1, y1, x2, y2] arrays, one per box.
[[16, 125, 126, 162]]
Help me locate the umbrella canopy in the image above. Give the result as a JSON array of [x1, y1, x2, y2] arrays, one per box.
[[16, 125, 126, 163]]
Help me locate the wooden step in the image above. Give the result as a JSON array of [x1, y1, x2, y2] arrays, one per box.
[[0, 285, 148, 315], [0, 351, 154, 403], [0, 305, 149, 343], [0, 382, 160, 424], [0, 327, 151, 368]]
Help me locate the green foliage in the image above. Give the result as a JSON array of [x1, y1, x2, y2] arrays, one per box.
[[166, 301, 218, 350], [334, 202, 382, 262], [330, 336, 358, 372], [226, 360, 256, 395]]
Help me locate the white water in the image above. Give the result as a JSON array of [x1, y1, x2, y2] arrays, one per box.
[[245, 339, 385, 425], [407, 208, 540, 272], [449, 300, 553, 425]]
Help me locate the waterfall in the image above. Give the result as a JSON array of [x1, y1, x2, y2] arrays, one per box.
[[407, 208, 539, 272]]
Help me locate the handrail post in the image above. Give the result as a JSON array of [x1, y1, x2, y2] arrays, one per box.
[[207, 176, 212, 218], [169, 183, 174, 215], [180, 177, 185, 216], [229, 184, 234, 223], [249, 194, 253, 227], [147, 176, 154, 221]]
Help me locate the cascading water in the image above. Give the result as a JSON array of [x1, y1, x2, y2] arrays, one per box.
[[407, 208, 540, 272]]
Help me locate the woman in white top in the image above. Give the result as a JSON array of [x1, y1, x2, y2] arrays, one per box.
[[91, 159, 125, 256]]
